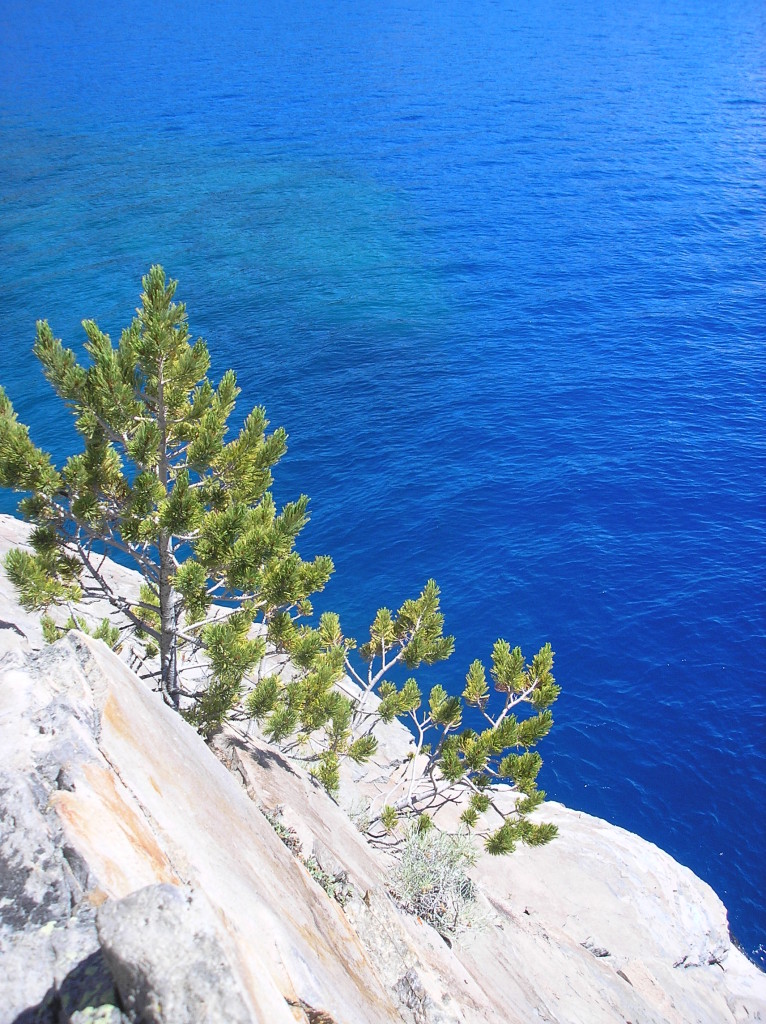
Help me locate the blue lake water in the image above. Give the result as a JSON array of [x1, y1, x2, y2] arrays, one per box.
[[1, 0, 764, 963]]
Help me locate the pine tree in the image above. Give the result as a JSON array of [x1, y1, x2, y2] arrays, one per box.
[[0, 267, 332, 718]]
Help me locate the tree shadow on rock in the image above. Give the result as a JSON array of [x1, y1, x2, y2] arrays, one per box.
[[224, 732, 301, 778]]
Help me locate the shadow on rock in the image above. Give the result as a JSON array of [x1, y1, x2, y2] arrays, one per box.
[[11, 950, 125, 1024]]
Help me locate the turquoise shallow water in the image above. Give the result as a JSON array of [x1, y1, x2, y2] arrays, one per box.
[[1, 0, 765, 962]]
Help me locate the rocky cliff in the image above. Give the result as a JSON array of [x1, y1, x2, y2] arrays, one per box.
[[0, 514, 764, 1024]]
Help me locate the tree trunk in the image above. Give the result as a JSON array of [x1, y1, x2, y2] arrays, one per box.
[[155, 356, 180, 709], [158, 531, 180, 709]]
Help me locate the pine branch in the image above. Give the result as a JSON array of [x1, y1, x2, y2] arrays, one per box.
[[72, 538, 162, 642], [342, 653, 366, 689], [352, 644, 408, 729], [174, 603, 253, 640], [88, 408, 131, 449], [493, 678, 544, 725]]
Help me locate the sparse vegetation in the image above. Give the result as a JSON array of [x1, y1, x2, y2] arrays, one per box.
[[387, 825, 487, 938], [262, 806, 351, 906]]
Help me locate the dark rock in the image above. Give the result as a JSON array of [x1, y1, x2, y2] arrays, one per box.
[[0, 620, 26, 638], [0, 772, 73, 931], [581, 938, 610, 959]]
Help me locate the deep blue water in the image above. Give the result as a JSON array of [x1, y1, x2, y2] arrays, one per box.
[[1, 0, 764, 963]]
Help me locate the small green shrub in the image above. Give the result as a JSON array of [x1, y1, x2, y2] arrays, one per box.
[[305, 856, 352, 907], [387, 826, 486, 938]]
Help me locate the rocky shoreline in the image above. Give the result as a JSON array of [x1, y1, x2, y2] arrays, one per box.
[[1, 513, 764, 1023]]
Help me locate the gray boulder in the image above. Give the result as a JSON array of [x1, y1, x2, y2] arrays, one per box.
[[96, 884, 252, 1024]]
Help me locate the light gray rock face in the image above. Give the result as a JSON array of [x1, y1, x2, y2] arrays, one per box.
[[97, 885, 252, 1024], [218, 723, 766, 1024], [0, 631, 404, 1024]]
